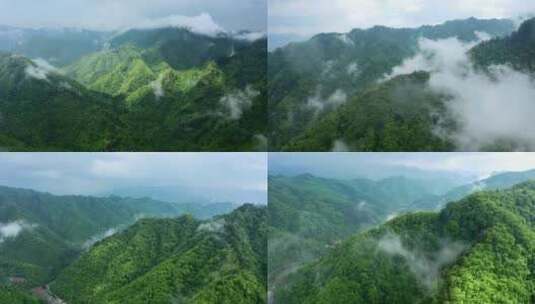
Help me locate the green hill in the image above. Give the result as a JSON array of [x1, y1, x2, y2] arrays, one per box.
[[50, 204, 267, 304], [273, 181, 535, 303]]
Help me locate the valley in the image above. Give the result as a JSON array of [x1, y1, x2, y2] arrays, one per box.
[[269, 167, 535, 303]]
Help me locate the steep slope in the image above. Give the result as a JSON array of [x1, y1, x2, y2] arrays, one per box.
[[0, 185, 235, 286], [0, 27, 267, 151], [472, 17, 535, 72], [268, 18, 514, 150], [268, 174, 454, 297], [283, 71, 456, 151], [0, 52, 123, 151], [275, 181, 535, 303], [51, 204, 267, 304], [64, 28, 267, 151]]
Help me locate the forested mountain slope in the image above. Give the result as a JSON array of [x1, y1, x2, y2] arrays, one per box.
[[268, 174, 456, 299], [0, 27, 267, 151], [275, 181, 535, 303], [0, 185, 235, 286], [268, 18, 514, 150], [472, 17, 535, 72], [51, 204, 267, 304]]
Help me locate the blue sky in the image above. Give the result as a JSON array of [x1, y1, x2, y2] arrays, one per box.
[[0, 0, 266, 32], [269, 0, 535, 48], [0, 153, 267, 204]]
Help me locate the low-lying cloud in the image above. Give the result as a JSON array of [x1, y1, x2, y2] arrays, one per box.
[[25, 58, 58, 81], [82, 228, 118, 249], [306, 89, 347, 114], [0, 220, 36, 243], [197, 218, 226, 233], [220, 85, 260, 120], [378, 233, 467, 290], [150, 74, 165, 99], [132, 13, 224, 36], [387, 32, 535, 151]]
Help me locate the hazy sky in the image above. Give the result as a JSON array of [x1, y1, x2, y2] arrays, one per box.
[[269, 153, 535, 181], [0, 153, 267, 204], [0, 0, 266, 32], [269, 0, 535, 44]]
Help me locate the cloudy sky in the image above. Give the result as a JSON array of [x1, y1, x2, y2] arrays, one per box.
[[269, 0, 535, 47], [270, 153, 535, 181], [0, 153, 267, 204], [0, 0, 266, 32]]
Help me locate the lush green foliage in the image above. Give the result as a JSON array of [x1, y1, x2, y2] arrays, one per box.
[[268, 174, 460, 299], [275, 181, 535, 303], [51, 204, 267, 304], [0, 185, 234, 286], [268, 18, 515, 151], [471, 17, 535, 73], [0, 286, 41, 304], [0, 27, 267, 151]]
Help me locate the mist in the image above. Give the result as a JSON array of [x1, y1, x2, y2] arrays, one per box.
[[387, 34, 535, 151], [0, 220, 36, 243], [220, 85, 260, 120], [377, 233, 467, 290]]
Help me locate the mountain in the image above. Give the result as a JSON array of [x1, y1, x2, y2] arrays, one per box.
[[274, 181, 535, 303], [50, 204, 267, 304], [0, 27, 267, 151], [0, 185, 235, 287], [268, 174, 457, 298], [0, 52, 122, 151], [282, 71, 456, 151], [268, 18, 515, 151], [410, 168, 535, 211], [0, 26, 110, 66], [471, 17, 535, 72]]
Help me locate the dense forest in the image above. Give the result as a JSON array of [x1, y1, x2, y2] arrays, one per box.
[[269, 170, 535, 303], [268, 17, 535, 151], [272, 180, 535, 303], [0, 27, 267, 151], [0, 185, 238, 303], [51, 204, 267, 304]]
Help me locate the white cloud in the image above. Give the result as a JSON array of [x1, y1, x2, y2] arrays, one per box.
[[233, 31, 267, 42], [24, 58, 59, 81], [0, 220, 36, 243], [387, 34, 535, 151], [306, 89, 347, 114], [82, 228, 118, 249], [150, 74, 165, 99], [132, 13, 224, 36], [220, 85, 260, 120], [378, 233, 467, 290]]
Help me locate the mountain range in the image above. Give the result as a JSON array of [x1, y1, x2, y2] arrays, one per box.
[[269, 169, 535, 303], [0, 185, 250, 303], [0, 26, 267, 151], [268, 17, 535, 151]]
